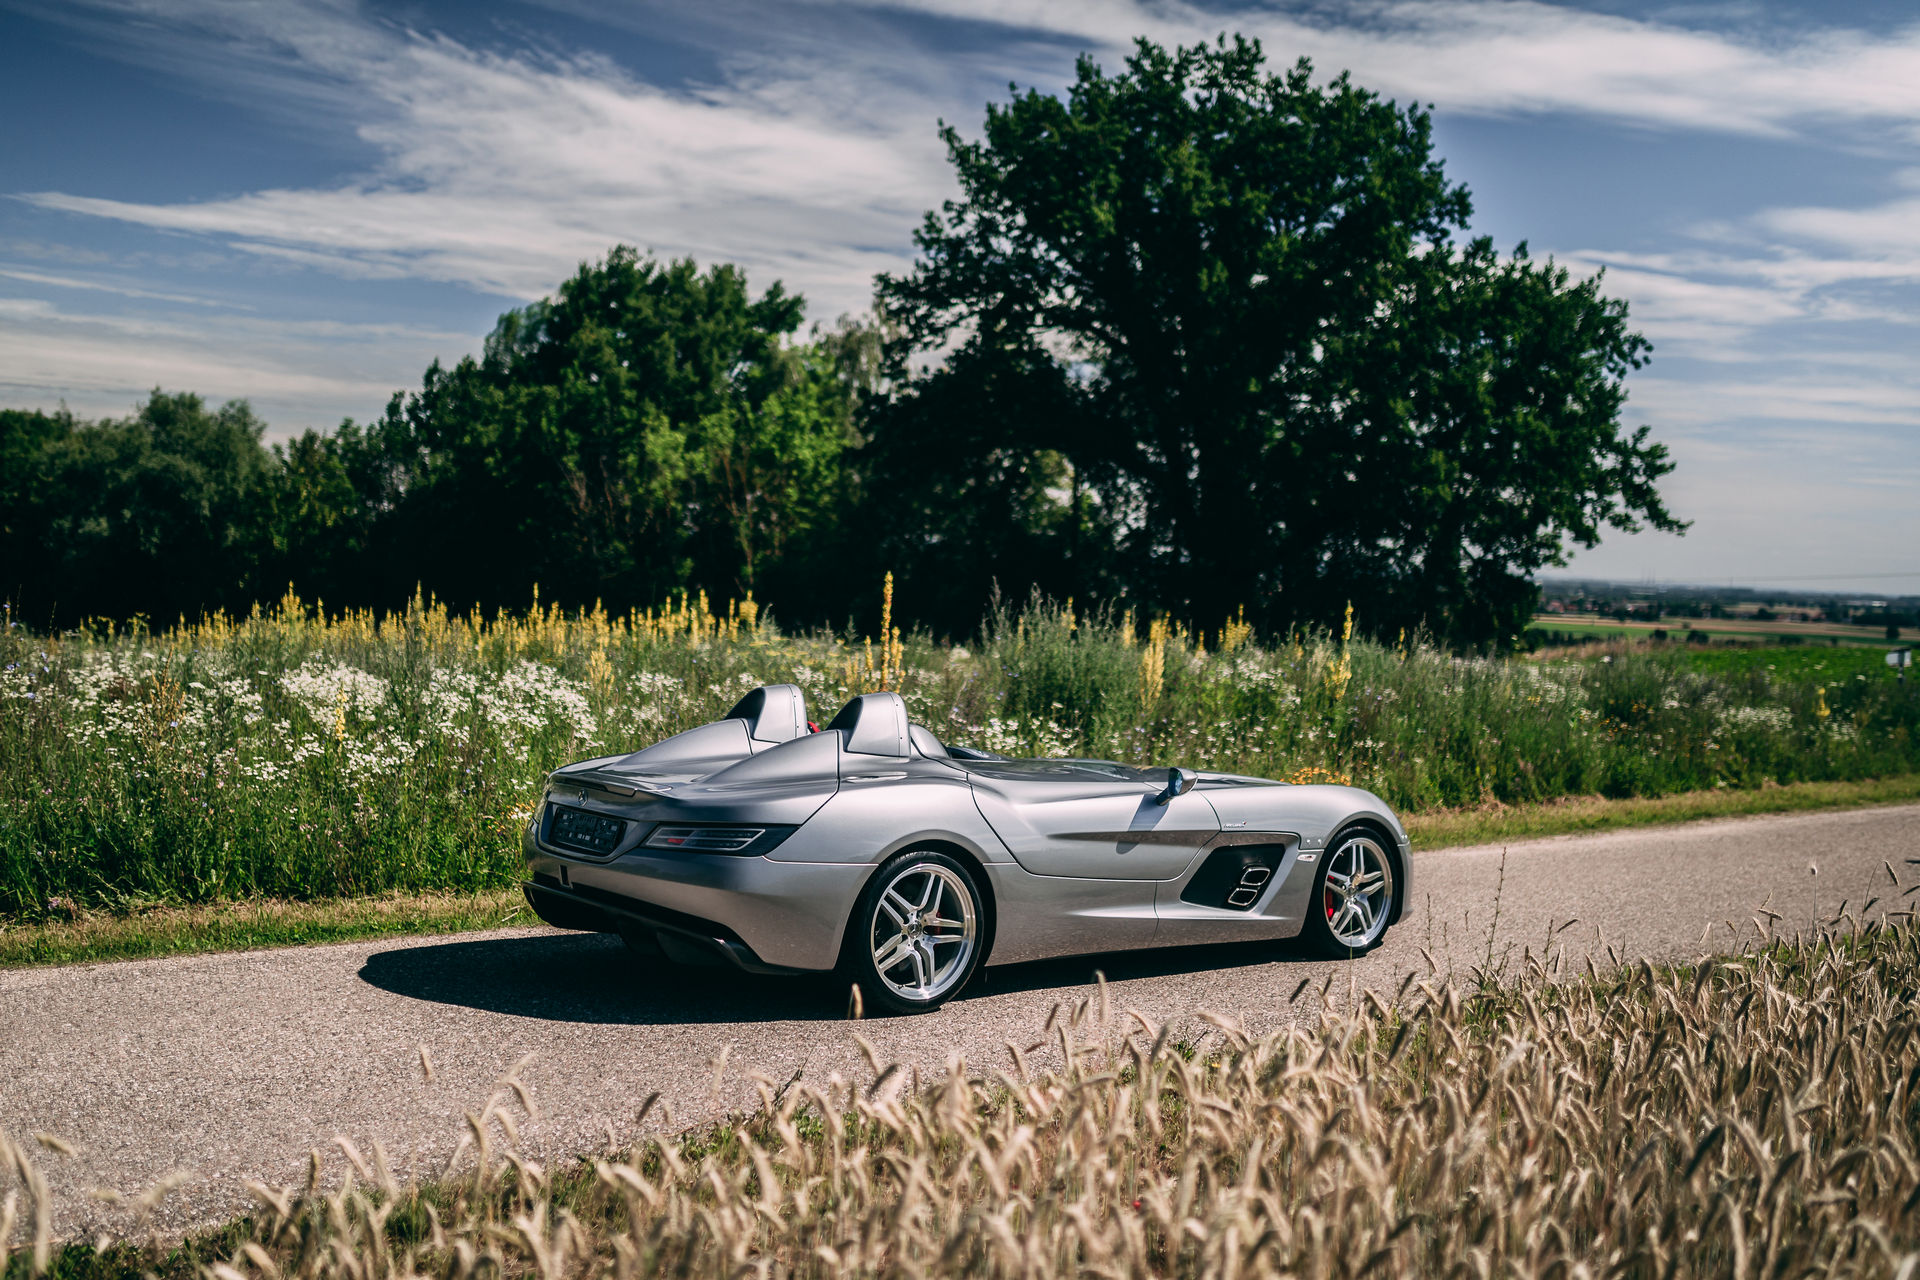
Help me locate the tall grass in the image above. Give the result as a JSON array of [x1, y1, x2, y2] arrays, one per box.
[[3, 590, 1916, 916], [8, 912, 1920, 1278]]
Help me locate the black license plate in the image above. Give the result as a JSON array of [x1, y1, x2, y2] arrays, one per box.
[[549, 805, 626, 855]]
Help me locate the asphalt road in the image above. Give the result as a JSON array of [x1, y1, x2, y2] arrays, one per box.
[[4, 803, 1917, 1239]]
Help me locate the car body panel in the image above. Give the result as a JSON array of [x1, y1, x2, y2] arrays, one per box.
[[962, 759, 1221, 880], [770, 765, 1010, 866], [525, 843, 868, 971], [521, 687, 1413, 978], [980, 863, 1159, 964]]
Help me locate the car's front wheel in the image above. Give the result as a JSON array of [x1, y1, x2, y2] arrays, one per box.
[[845, 850, 984, 1015], [1298, 828, 1397, 957]]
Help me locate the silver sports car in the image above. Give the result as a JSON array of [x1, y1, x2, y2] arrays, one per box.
[[523, 685, 1409, 1013]]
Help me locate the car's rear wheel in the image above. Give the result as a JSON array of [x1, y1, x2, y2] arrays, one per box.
[[845, 850, 984, 1015], [1299, 829, 1396, 957]]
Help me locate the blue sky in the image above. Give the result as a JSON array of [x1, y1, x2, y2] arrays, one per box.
[[3, 0, 1916, 595]]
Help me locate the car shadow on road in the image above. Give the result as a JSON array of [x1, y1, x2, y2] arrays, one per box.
[[962, 938, 1328, 1004], [359, 931, 848, 1024], [361, 929, 1334, 1024]]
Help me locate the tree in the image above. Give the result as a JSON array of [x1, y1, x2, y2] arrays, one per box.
[[268, 417, 412, 606], [0, 407, 74, 623], [5, 393, 277, 626], [876, 37, 1683, 647], [859, 341, 1104, 636], [382, 248, 857, 612]]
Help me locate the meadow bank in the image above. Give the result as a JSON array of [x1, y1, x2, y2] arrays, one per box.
[[2, 591, 1917, 919]]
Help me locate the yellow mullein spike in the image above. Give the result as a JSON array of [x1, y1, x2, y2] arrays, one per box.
[[1220, 605, 1252, 653], [1140, 615, 1169, 710], [878, 572, 895, 689]]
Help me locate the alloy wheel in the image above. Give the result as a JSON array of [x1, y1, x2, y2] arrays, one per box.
[[868, 862, 978, 1003], [1322, 834, 1394, 949]]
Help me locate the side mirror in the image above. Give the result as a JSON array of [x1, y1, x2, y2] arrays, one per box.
[[1158, 766, 1198, 804]]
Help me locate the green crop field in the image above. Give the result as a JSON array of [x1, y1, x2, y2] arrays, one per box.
[[1674, 644, 1910, 681], [1529, 613, 1903, 649]]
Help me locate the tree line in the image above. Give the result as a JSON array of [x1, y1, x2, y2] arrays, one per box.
[[0, 38, 1683, 648]]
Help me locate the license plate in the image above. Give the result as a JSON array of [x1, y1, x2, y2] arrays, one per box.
[[549, 805, 627, 855]]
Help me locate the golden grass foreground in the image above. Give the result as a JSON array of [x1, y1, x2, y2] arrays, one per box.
[[7, 909, 1920, 1279]]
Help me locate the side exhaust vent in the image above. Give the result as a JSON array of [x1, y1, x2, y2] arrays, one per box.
[[1180, 844, 1288, 912], [1226, 864, 1272, 908]]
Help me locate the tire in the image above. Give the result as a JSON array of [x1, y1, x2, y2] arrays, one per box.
[[843, 849, 986, 1015], [1298, 827, 1398, 958]]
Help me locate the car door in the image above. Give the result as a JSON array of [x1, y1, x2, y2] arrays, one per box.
[[964, 760, 1220, 880]]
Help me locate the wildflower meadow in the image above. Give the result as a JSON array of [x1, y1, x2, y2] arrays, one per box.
[[2, 590, 1915, 917]]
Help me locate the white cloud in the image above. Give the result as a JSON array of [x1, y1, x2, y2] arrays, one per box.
[[1759, 196, 1920, 261], [6, 0, 1918, 591], [0, 297, 468, 432], [20, 0, 1920, 322], [16, 5, 955, 317], [0, 265, 238, 307], [846, 0, 1920, 137], [1560, 423, 1920, 591]]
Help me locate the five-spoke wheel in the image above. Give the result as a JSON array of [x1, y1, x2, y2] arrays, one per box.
[[845, 850, 984, 1014], [1301, 831, 1396, 956]]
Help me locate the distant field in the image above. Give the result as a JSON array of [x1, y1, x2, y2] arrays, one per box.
[[1530, 611, 1905, 648], [1673, 645, 1914, 682]]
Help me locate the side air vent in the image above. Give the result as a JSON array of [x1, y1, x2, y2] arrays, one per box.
[[1180, 844, 1288, 912]]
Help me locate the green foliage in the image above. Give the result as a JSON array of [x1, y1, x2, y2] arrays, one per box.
[[2, 394, 279, 628], [875, 37, 1682, 645], [384, 248, 860, 611], [268, 418, 410, 606], [3, 594, 1915, 917], [0, 43, 1688, 648]]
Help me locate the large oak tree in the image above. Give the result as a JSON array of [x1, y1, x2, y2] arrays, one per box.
[[875, 37, 1683, 646]]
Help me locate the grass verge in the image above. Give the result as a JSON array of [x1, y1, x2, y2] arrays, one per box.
[[4, 775, 1917, 970], [6, 914, 1917, 1278], [0, 889, 529, 969], [1407, 770, 1920, 849]]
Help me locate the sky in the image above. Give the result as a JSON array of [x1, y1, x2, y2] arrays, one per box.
[[2, 0, 1916, 596]]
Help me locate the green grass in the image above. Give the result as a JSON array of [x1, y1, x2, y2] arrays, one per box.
[[0, 889, 528, 968], [1671, 642, 1909, 680], [5, 590, 1920, 924]]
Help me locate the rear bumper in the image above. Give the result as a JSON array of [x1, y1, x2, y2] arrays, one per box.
[[523, 841, 872, 972], [523, 878, 809, 974]]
